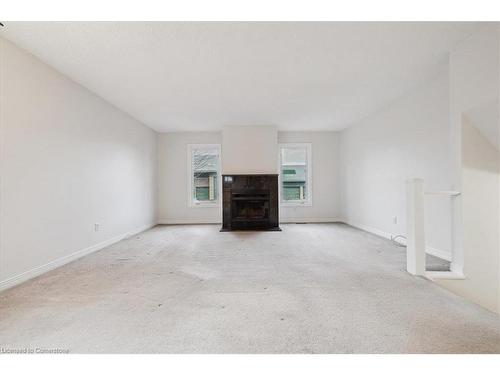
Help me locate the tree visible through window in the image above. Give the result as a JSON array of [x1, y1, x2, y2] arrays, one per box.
[[279, 144, 311, 204], [189, 145, 220, 205]]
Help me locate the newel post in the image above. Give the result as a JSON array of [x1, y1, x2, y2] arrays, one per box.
[[406, 178, 426, 276]]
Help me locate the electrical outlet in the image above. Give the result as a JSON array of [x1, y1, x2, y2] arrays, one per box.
[[94, 223, 100, 232], [392, 216, 398, 225]]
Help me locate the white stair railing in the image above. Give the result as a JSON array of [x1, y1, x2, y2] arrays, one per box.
[[406, 178, 460, 276], [406, 179, 426, 276]]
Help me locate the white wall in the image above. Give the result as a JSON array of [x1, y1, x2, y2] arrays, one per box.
[[339, 68, 453, 260], [443, 117, 498, 313], [158, 132, 222, 224], [279, 132, 341, 222], [222, 126, 278, 174], [435, 24, 500, 313], [0, 37, 158, 290], [448, 24, 500, 274]]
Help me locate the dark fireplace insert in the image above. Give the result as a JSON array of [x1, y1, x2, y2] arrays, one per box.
[[221, 174, 280, 231]]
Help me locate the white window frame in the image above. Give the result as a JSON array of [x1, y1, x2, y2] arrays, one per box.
[[187, 144, 222, 208], [278, 143, 312, 207]]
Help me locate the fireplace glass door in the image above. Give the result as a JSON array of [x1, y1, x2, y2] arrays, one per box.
[[233, 199, 269, 222]]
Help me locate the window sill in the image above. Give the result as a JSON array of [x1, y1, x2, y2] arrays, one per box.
[[190, 202, 220, 208], [281, 201, 312, 207]]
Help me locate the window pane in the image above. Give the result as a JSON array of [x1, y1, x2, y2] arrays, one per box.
[[192, 147, 219, 202], [282, 147, 307, 165], [281, 146, 308, 201]]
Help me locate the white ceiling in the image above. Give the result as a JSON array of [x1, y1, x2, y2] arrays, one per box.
[[1, 22, 479, 132]]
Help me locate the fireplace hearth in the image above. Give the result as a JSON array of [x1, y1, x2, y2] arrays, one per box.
[[221, 174, 280, 231]]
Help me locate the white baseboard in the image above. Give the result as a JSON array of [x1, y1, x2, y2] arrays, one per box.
[[0, 222, 156, 293], [158, 218, 222, 225], [345, 221, 391, 240], [426, 271, 465, 280], [280, 217, 343, 223], [345, 220, 452, 262]]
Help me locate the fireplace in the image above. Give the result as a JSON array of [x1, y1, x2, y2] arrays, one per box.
[[221, 174, 280, 231]]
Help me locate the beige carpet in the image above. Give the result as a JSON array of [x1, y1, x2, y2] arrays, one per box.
[[0, 223, 498, 353]]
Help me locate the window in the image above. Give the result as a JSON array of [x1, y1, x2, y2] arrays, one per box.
[[279, 143, 312, 206], [188, 144, 221, 206]]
